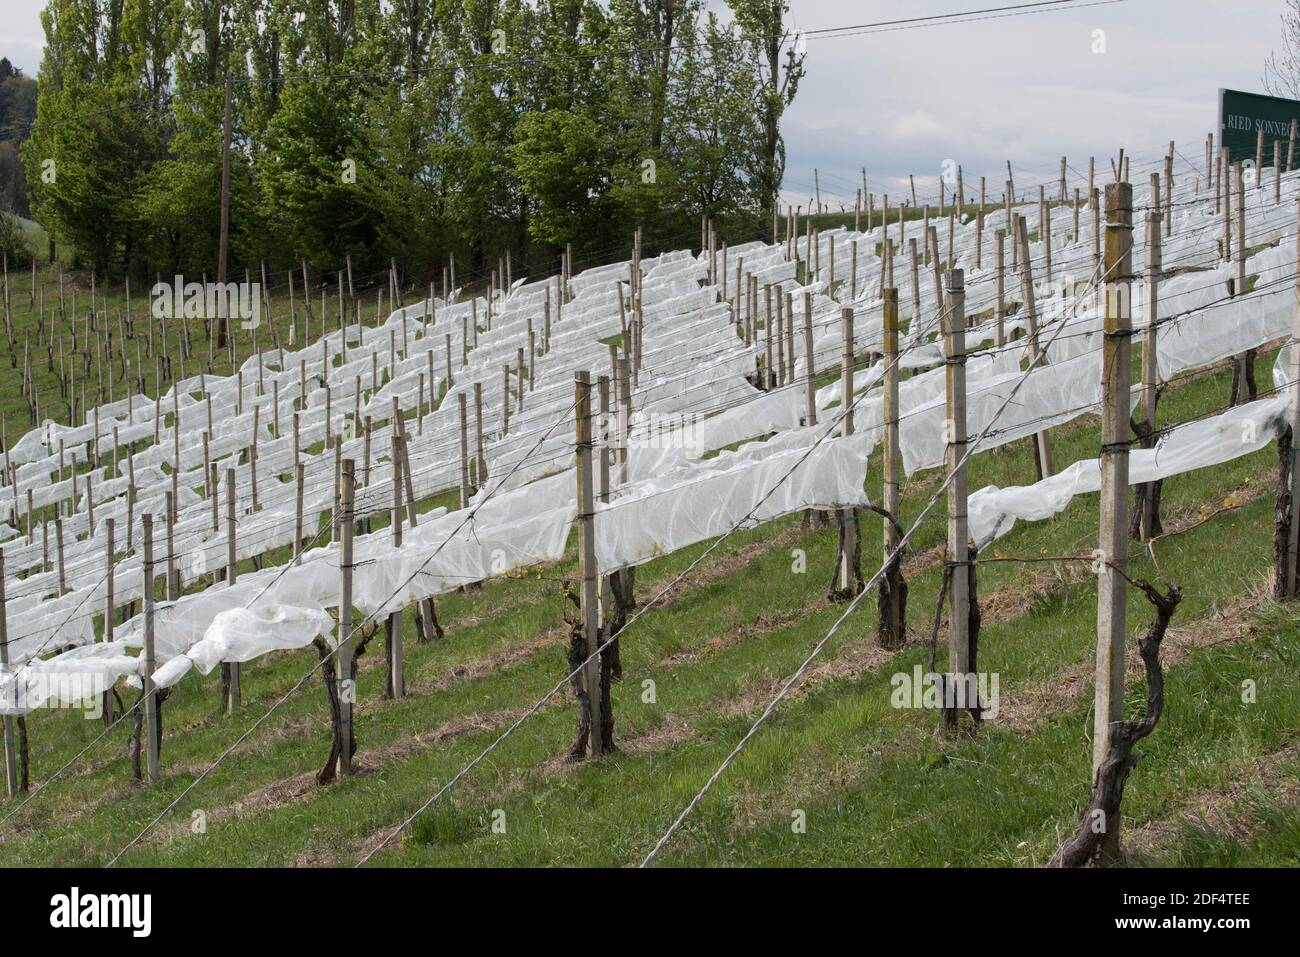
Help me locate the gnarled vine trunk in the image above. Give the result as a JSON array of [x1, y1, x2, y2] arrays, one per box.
[[1049, 580, 1181, 867]]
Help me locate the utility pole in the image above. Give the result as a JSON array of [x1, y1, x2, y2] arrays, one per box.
[[216, 71, 233, 351]]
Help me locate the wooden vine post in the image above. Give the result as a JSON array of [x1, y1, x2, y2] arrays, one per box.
[[1231, 161, 1256, 404], [0, 551, 18, 795], [1134, 210, 1163, 541], [942, 269, 971, 728], [833, 306, 862, 598], [1013, 215, 1055, 479], [223, 468, 240, 714], [879, 289, 907, 648], [142, 513, 160, 782], [387, 434, 405, 697], [573, 371, 610, 756], [1093, 181, 1134, 858], [103, 518, 116, 726], [801, 292, 816, 428], [1286, 198, 1300, 599], [337, 459, 355, 777]]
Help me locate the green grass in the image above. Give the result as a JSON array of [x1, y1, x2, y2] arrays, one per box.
[[0, 244, 1295, 868]]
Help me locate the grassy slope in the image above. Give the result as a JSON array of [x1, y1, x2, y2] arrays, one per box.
[[0, 240, 1296, 867]]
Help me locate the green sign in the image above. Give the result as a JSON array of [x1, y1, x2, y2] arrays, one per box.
[[1219, 88, 1300, 166]]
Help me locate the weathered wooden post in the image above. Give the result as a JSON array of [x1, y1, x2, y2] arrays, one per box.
[[394, 416, 442, 644], [102, 517, 115, 725], [0, 551, 18, 795], [1257, 128, 1265, 189], [458, 392, 469, 509], [1015, 215, 1055, 478], [501, 363, 511, 436], [386, 434, 405, 698], [474, 381, 485, 486], [1135, 210, 1163, 541], [1232, 161, 1256, 404], [774, 289, 786, 387], [909, 238, 921, 325], [764, 284, 774, 389], [142, 513, 159, 782], [574, 372, 606, 756], [516, 346, 525, 411], [337, 459, 355, 776], [995, 230, 1006, 347], [879, 289, 906, 649], [224, 467, 239, 714], [165, 494, 178, 598], [833, 307, 861, 598], [802, 292, 817, 427], [784, 290, 797, 383], [1223, 149, 1233, 268], [943, 268, 970, 729], [1093, 181, 1134, 857], [1276, 140, 1283, 205], [1287, 200, 1300, 599], [1091, 187, 1102, 286]]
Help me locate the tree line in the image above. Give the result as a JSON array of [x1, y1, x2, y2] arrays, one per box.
[[19, 0, 804, 289]]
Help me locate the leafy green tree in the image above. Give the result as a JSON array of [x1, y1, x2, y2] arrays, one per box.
[[17, 0, 804, 281], [730, 0, 804, 236], [0, 60, 38, 217], [255, 76, 377, 268]]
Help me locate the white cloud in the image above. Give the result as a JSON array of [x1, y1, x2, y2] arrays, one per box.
[[888, 111, 945, 142], [780, 0, 1290, 205]]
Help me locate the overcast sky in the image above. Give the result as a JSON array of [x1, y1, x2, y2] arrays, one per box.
[[2, 0, 1291, 205], [775, 0, 1290, 207]]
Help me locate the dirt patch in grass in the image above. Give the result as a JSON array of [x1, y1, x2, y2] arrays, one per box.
[[401, 630, 568, 698], [1123, 739, 1300, 858], [0, 776, 139, 842], [141, 707, 529, 851], [645, 522, 812, 607], [998, 585, 1271, 734]]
